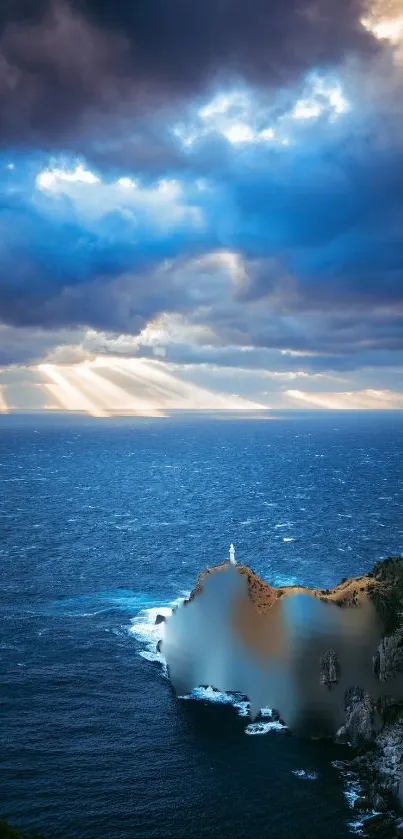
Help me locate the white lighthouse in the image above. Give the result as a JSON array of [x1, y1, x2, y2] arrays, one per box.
[[229, 543, 236, 565]]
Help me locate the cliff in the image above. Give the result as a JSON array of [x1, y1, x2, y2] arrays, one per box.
[[186, 556, 403, 835], [188, 561, 381, 612]]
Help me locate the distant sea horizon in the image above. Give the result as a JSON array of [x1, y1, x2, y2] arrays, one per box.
[[2, 406, 403, 422]]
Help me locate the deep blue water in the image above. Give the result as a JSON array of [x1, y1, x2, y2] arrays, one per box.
[[1, 411, 403, 839]]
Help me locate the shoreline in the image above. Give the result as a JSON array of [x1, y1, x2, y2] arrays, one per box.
[[185, 556, 403, 837]]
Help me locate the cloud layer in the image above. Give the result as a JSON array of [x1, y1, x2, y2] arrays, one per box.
[[1, 0, 403, 410]]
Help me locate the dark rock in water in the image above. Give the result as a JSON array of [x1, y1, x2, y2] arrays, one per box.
[[371, 792, 388, 812], [344, 686, 382, 750], [372, 719, 403, 799], [334, 724, 348, 744], [363, 813, 396, 837], [348, 755, 367, 769], [376, 695, 403, 723], [373, 632, 403, 682], [353, 796, 369, 811], [156, 639, 163, 653], [155, 614, 166, 625], [320, 648, 340, 687], [395, 819, 403, 837]]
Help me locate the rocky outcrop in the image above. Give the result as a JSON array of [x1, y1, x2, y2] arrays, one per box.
[[320, 648, 340, 687], [337, 686, 383, 750], [154, 614, 166, 625], [187, 563, 278, 611], [187, 554, 403, 829], [336, 675, 403, 838], [332, 558, 403, 834], [372, 716, 403, 800], [367, 557, 403, 633], [356, 559, 403, 818], [188, 561, 379, 613], [373, 633, 403, 682]]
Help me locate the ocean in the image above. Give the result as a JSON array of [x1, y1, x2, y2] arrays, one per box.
[[1, 411, 402, 839]]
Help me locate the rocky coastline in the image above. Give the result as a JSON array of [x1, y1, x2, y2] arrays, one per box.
[[184, 555, 403, 837]]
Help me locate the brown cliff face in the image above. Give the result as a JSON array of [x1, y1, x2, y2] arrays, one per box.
[[187, 561, 383, 662], [188, 563, 277, 611], [188, 560, 381, 613], [188, 556, 403, 629]]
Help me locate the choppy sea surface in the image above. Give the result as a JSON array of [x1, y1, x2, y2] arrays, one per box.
[[1, 411, 402, 839]]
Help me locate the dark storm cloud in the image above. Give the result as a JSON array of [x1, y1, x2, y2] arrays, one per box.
[[1, 139, 403, 364], [181, 292, 403, 362], [0, 169, 210, 330], [0, 197, 142, 329], [0, 1, 128, 148], [0, 0, 375, 150], [131, 339, 403, 377], [0, 324, 84, 366], [76, 0, 372, 90]]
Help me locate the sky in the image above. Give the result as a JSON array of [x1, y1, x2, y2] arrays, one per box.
[[1, 0, 403, 414]]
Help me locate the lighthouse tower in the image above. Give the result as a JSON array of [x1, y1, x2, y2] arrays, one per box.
[[229, 543, 236, 565]]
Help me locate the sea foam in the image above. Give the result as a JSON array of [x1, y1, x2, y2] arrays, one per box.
[[130, 598, 286, 732]]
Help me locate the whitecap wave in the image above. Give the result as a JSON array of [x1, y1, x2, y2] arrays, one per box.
[[129, 596, 285, 735], [181, 687, 249, 717], [180, 686, 236, 705], [245, 720, 285, 735], [234, 699, 251, 717], [259, 706, 273, 717], [331, 760, 383, 836], [129, 593, 189, 671], [139, 650, 163, 663], [292, 769, 318, 780], [332, 760, 362, 810], [42, 589, 162, 618]]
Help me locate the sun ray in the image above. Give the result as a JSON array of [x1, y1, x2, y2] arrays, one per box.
[[71, 364, 165, 416], [37, 357, 266, 415], [286, 388, 403, 410], [106, 357, 266, 409], [39, 365, 109, 417], [0, 385, 8, 412]]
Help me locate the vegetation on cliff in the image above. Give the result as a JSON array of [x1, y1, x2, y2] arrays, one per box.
[[189, 555, 403, 625]]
